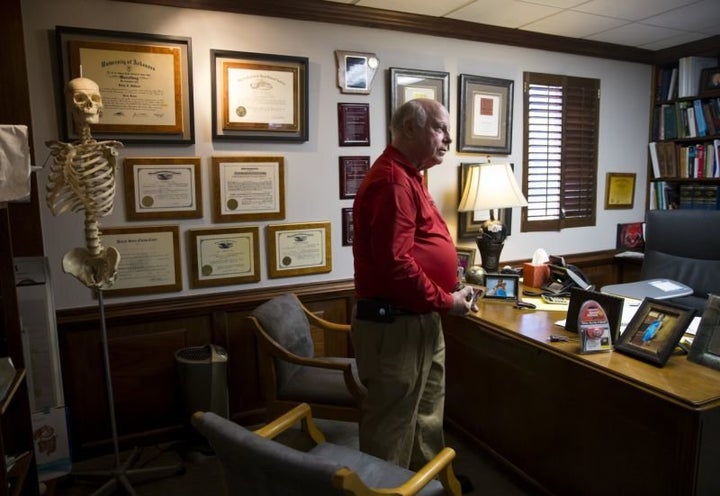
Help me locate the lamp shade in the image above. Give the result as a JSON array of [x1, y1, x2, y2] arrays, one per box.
[[457, 163, 528, 212]]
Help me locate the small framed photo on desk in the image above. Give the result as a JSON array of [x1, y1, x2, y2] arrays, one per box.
[[483, 273, 519, 301]]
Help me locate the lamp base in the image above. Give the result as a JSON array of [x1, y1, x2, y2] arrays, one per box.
[[477, 238, 504, 273]]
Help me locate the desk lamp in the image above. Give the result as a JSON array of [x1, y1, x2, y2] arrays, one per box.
[[457, 162, 528, 273]]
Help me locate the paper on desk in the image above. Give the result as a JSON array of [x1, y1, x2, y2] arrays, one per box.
[[650, 280, 685, 292]]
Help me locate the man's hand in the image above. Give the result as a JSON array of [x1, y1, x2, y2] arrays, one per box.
[[449, 285, 476, 315]]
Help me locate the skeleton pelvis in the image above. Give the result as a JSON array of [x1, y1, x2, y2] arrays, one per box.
[[62, 246, 121, 289]]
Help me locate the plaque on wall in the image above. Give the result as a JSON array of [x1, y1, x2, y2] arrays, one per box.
[[338, 103, 370, 146]]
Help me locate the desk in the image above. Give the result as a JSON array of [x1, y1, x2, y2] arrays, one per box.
[[443, 299, 720, 496]]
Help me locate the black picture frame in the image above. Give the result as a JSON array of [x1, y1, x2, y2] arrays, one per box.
[[341, 207, 354, 246], [615, 298, 695, 367], [457, 74, 513, 154], [457, 162, 512, 241], [55, 26, 195, 144], [483, 273, 519, 301], [565, 287, 624, 343], [688, 294, 720, 370], [698, 66, 720, 97]]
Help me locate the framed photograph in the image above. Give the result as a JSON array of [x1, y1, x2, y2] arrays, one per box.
[[211, 49, 308, 142], [266, 221, 332, 278], [55, 26, 194, 144], [339, 156, 370, 199], [456, 247, 476, 277], [335, 50, 379, 95], [605, 173, 636, 209], [338, 103, 370, 146], [565, 287, 624, 343], [457, 162, 512, 241], [389, 67, 450, 116], [614, 298, 695, 367], [483, 273, 519, 301], [211, 156, 285, 223], [123, 157, 202, 221], [458, 74, 513, 154], [188, 226, 260, 288], [616, 222, 645, 251], [698, 66, 720, 97], [341, 208, 354, 246], [688, 294, 720, 371], [100, 225, 181, 296]]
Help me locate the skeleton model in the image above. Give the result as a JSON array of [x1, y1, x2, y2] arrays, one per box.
[[46, 77, 123, 289]]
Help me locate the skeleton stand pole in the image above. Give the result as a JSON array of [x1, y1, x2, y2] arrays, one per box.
[[71, 290, 184, 496]]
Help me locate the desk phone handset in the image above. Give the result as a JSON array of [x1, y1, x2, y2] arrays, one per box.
[[541, 255, 593, 296]]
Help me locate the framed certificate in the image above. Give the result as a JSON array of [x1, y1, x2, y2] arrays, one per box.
[[458, 74, 513, 154], [100, 225, 181, 296], [188, 227, 261, 288], [389, 67, 449, 116], [605, 172, 636, 209], [266, 222, 332, 278], [55, 26, 194, 144], [211, 156, 285, 223], [211, 49, 308, 142], [123, 157, 202, 220]]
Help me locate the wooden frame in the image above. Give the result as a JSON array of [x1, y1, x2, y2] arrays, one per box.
[[339, 156, 369, 199], [457, 162, 512, 241], [389, 67, 450, 116], [615, 297, 695, 367], [456, 247, 476, 275], [458, 74, 513, 154], [123, 157, 202, 220], [688, 294, 720, 371], [188, 226, 260, 288], [335, 50, 379, 95], [100, 225, 181, 296], [341, 208, 353, 246], [605, 172, 636, 209], [211, 156, 285, 223], [55, 26, 194, 144], [698, 66, 720, 97], [211, 49, 308, 142], [266, 222, 332, 278]]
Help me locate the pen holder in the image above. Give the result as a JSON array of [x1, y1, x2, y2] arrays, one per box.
[[523, 262, 550, 288]]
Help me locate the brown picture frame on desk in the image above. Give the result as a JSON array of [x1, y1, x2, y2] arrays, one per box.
[[688, 294, 720, 370], [615, 297, 695, 366]]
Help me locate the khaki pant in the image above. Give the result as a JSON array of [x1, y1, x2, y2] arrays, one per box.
[[351, 309, 445, 470]]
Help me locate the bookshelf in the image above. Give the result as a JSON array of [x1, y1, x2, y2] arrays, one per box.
[[648, 54, 720, 210]]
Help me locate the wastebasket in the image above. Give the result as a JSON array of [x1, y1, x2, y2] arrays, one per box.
[[175, 344, 229, 419]]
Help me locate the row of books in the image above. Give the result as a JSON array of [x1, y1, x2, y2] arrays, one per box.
[[652, 97, 720, 141], [650, 182, 720, 210], [649, 140, 720, 179], [654, 56, 717, 102]]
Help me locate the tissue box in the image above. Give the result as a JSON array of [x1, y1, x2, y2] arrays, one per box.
[[523, 263, 550, 288]]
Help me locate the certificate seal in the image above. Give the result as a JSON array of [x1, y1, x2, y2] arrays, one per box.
[[226, 199, 239, 211], [235, 106, 247, 117], [141, 196, 154, 207], [282, 256, 292, 267], [202, 265, 213, 276]]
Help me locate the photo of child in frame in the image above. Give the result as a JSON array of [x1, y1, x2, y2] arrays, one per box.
[[699, 66, 720, 96]]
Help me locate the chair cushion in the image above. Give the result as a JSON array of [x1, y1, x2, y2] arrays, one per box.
[[279, 358, 361, 406], [310, 442, 447, 496]]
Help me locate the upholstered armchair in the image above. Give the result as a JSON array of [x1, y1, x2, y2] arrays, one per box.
[[247, 293, 366, 422], [192, 402, 461, 496]]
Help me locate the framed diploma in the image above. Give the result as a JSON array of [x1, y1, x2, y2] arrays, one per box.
[[339, 156, 370, 199], [605, 172, 636, 209], [188, 227, 261, 288], [211, 156, 285, 223], [266, 222, 332, 278], [55, 26, 194, 144], [458, 74, 513, 154], [211, 49, 308, 142], [338, 103, 370, 146], [389, 67, 449, 116], [123, 157, 202, 220], [100, 225, 182, 296]]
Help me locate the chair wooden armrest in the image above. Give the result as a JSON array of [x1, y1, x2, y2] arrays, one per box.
[[294, 295, 351, 334], [252, 402, 326, 444]]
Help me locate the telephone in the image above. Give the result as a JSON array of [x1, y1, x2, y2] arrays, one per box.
[[541, 256, 593, 296]]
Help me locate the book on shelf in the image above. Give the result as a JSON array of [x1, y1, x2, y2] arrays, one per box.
[[678, 56, 718, 98], [649, 141, 678, 178], [693, 100, 708, 137]]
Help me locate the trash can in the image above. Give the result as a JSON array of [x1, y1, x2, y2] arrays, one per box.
[[175, 344, 229, 419]]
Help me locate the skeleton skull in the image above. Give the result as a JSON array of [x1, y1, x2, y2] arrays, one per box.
[[66, 77, 103, 128]]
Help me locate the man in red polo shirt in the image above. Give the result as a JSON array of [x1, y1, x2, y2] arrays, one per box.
[[352, 98, 476, 472]]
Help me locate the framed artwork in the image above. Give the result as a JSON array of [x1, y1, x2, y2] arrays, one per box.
[[616, 222, 645, 251], [339, 156, 369, 199], [605, 173, 636, 209], [614, 298, 695, 367], [100, 225, 181, 296], [338, 103, 370, 146], [688, 294, 720, 371], [698, 66, 720, 97], [483, 273, 520, 301], [564, 287, 624, 343], [188, 226, 260, 288], [457, 162, 512, 241], [211, 49, 308, 141], [389, 67, 450, 116], [266, 221, 332, 278], [341, 208, 354, 246], [123, 157, 202, 220], [211, 156, 285, 223], [456, 247, 476, 276], [55, 26, 194, 144], [458, 74, 513, 154], [335, 50, 379, 94]]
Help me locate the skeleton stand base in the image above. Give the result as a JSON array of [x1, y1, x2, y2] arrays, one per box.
[[71, 289, 185, 496]]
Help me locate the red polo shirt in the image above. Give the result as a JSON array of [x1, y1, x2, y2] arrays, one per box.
[[352, 146, 457, 313]]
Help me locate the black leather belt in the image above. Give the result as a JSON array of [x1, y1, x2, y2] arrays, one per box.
[[355, 299, 417, 323]]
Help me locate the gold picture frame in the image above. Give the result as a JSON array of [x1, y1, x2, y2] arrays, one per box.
[[123, 157, 202, 221], [188, 226, 261, 288], [211, 156, 285, 223], [605, 172, 636, 209], [266, 221, 332, 278]]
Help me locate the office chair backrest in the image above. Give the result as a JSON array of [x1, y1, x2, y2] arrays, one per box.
[[252, 294, 314, 387]]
